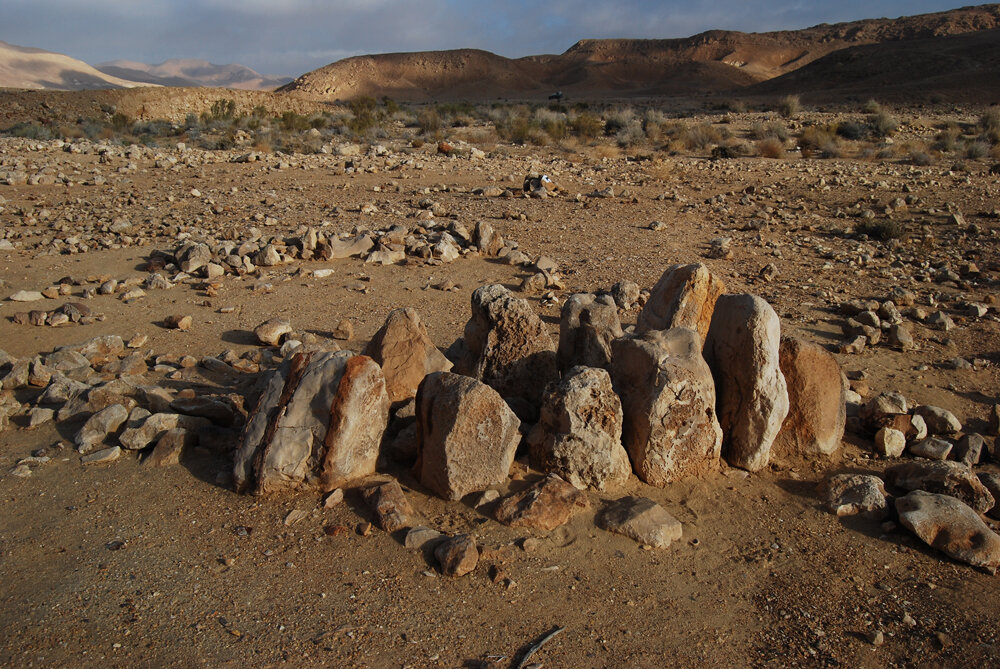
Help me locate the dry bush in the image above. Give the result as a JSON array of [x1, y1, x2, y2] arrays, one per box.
[[757, 137, 785, 158], [868, 111, 899, 138], [534, 107, 567, 141], [416, 108, 441, 135], [863, 99, 883, 114], [856, 219, 906, 241], [603, 107, 636, 136], [835, 120, 867, 140], [932, 126, 962, 152], [570, 112, 602, 139], [616, 119, 647, 147], [778, 95, 800, 119], [965, 141, 990, 160], [682, 123, 723, 150], [590, 144, 622, 161], [750, 121, 790, 142], [798, 125, 839, 158]]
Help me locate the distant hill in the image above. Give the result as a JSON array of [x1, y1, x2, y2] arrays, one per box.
[[0, 40, 150, 91], [280, 3, 1000, 101], [96, 59, 291, 91]]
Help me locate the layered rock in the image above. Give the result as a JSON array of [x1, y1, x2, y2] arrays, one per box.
[[637, 263, 725, 343], [706, 294, 789, 472], [363, 308, 452, 403], [610, 328, 722, 486], [233, 350, 390, 495], [556, 293, 623, 373], [773, 337, 846, 458], [527, 366, 630, 491], [414, 372, 521, 500]]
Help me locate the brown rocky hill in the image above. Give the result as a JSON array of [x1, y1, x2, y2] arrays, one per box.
[[0, 41, 150, 91], [95, 59, 291, 91], [281, 3, 1000, 101]]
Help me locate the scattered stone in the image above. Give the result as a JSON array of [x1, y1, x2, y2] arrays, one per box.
[[706, 294, 789, 472], [322, 489, 344, 508], [911, 405, 962, 435], [494, 475, 589, 531], [874, 427, 907, 458], [611, 328, 722, 485], [896, 491, 1000, 571], [909, 437, 953, 461], [9, 290, 44, 302], [609, 280, 641, 310], [978, 473, 1000, 520], [119, 412, 210, 450], [254, 318, 292, 346], [361, 479, 414, 532], [953, 434, 984, 467], [404, 526, 444, 550], [527, 366, 630, 491], [81, 446, 121, 465], [364, 308, 452, 403], [414, 372, 521, 501], [819, 474, 890, 519], [885, 460, 994, 514], [74, 403, 128, 453], [435, 534, 478, 577], [143, 428, 192, 467], [597, 496, 683, 548]]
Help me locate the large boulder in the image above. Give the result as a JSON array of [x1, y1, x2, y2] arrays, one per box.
[[773, 337, 847, 458], [233, 350, 390, 495], [705, 294, 789, 472], [556, 293, 623, 373], [885, 460, 994, 515], [460, 284, 557, 407], [610, 328, 722, 486], [364, 308, 453, 403], [637, 263, 725, 344], [527, 366, 630, 491], [414, 372, 521, 501], [896, 491, 1000, 571]]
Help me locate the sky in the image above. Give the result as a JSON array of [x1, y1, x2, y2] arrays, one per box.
[[3, 0, 976, 76]]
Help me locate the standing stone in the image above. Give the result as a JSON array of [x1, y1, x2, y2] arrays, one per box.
[[363, 308, 453, 403], [705, 294, 789, 472], [473, 221, 503, 256], [953, 434, 984, 467], [233, 350, 390, 495], [556, 294, 623, 373], [414, 372, 521, 501], [773, 337, 846, 458], [896, 491, 1000, 571], [637, 263, 725, 344], [597, 496, 683, 548], [460, 284, 557, 406], [494, 475, 589, 531], [611, 328, 722, 486], [527, 367, 630, 491], [885, 461, 994, 515]]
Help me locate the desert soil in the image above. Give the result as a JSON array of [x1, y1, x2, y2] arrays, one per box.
[[1, 110, 999, 668]]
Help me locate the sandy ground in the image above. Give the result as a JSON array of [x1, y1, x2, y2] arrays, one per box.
[[1, 115, 1000, 667]]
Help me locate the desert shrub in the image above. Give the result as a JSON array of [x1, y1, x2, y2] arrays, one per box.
[[616, 119, 646, 147], [570, 112, 602, 139], [534, 107, 567, 141], [981, 107, 1000, 135], [712, 141, 751, 159], [416, 108, 441, 135], [603, 107, 636, 136], [868, 111, 898, 138], [757, 137, 785, 158], [777, 95, 800, 119], [750, 121, 790, 142], [965, 141, 990, 159], [682, 123, 723, 150], [280, 111, 311, 132], [111, 112, 132, 131], [347, 96, 380, 134], [798, 125, 838, 158], [715, 99, 746, 113], [863, 99, 883, 114], [4, 122, 53, 140], [496, 115, 546, 145], [835, 120, 867, 140], [932, 126, 962, 152], [907, 148, 933, 166], [207, 99, 236, 122], [856, 219, 905, 241]]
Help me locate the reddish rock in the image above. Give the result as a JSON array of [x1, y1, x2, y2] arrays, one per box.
[[637, 263, 725, 344], [773, 337, 847, 458], [364, 308, 452, 403], [435, 534, 478, 576], [896, 491, 1000, 571], [361, 479, 414, 532], [494, 475, 589, 531]]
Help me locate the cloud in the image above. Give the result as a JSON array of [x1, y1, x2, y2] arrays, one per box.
[[0, 0, 973, 75]]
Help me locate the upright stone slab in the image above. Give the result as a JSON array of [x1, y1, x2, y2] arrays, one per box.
[[557, 293, 623, 373], [364, 308, 452, 403], [705, 294, 789, 472], [461, 284, 557, 406], [527, 366, 630, 491], [637, 263, 725, 344], [610, 328, 722, 486], [415, 372, 521, 501], [773, 336, 847, 458], [233, 350, 390, 495]]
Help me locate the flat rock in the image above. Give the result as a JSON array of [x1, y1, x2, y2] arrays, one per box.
[[81, 446, 121, 465], [9, 290, 44, 302], [404, 526, 444, 550], [143, 428, 194, 467], [527, 366, 630, 491], [494, 475, 589, 531], [819, 474, 890, 519], [254, 318, 292, 346], [74, 403, 128, 453], [597, 496, 683, 548], [363, 308, 452, 403], [911, 405, 962, 435], [706, 294, 789, 472], [773, 337, 846, 458], [611, 328, 721, 486], [119, 412, 211, 451], [909, 437, 953, 461], [896, 491, 1000, 572], [885, 460, 994, 515], [415, 372, 521, 501]]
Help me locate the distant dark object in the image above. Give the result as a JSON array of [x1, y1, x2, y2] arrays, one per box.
[[990, 163, 1000, 176], [548, 91, 563, 101]]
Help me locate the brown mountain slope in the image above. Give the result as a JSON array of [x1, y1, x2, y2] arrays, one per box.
[[281, 4, 1000, 101], [747, 27, 1000, 103], [0, 41, 150, 91], [95, 59, 292, 91]]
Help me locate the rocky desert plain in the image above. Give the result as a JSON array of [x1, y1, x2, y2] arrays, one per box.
[[3, 4, 1000, 668]]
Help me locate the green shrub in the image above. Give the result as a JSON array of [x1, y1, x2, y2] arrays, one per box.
[[835, 120, 867, 140], [868, 111, 898, 138], [3, 122, 53, 140], [570, 112, 602, 139]]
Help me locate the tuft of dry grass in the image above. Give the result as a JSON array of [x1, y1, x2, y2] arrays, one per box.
[[757, 137, 785, 158]]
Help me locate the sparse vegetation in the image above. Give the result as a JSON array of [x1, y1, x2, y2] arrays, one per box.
[[778, 95, 800, 119], [868, 110, 898, 138], [756, 137, 785, 158], [856, 219, 906, 240]]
